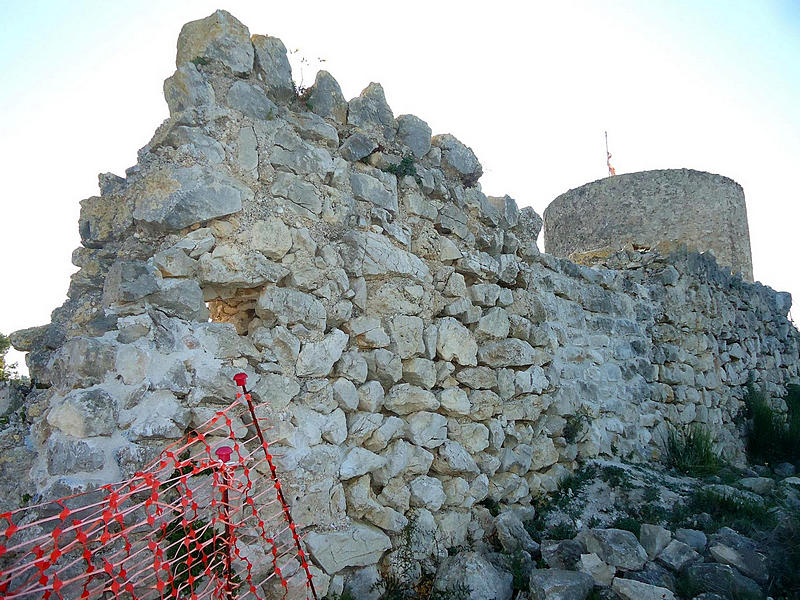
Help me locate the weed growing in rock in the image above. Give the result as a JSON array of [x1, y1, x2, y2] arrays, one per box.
[[599, 464, 634, 490], [664, 424, 722, 477], [670, 487, 776, 535], [563, 408, 591, 443], [189, 56, 211, 66], [610, 515, 641, 537], [745, 382, 800, 464]]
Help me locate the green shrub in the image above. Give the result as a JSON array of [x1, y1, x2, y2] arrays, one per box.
[[610, 515, 641, 537], [385, 155, 418, 179], [670, 487, 776, 535], [664, 424, 722, 477], [745, 382, 800, 464]]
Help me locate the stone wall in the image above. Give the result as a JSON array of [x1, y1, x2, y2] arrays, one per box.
[[4, 10, 799, 595], [543, 169, 754, 281]]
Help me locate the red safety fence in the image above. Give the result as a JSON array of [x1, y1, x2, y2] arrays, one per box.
[[0, 374, 317, 600]]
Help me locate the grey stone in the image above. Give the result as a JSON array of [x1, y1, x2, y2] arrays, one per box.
[[271, 171, 323, 215], [478, 338, 540, 368], [163, 64, 215, 116], [307, 70, 348, 124], [48, 388, 117, 437], [434, 552, 513, 600], [738, 477, 775, 495], [148, 278, 208, 321], [640, 524, 672, 559], [252, 34, 294, 102], [578, 553, 615, 587], [384, 383, 439, 415], [249, 216, 292, 260], [681, 563, 762, 600], [256, 286, 326, 330], [656, 540, 701, 572], [495, 511, 540, 555], [340, 132, 377, 161], [432, 134, 482, 186], [350, 170, 398, 212], [226, 80, 278, 120], [627, 562, 676, 592], [774, 462, 796, 477], [402, 358, 437, 389], [305, 523, 391, 574], [47, 436, 105, 475], [344, 231, 431, 282], [133, 165, 249, 231], [436, 317, 478, 366], [396, 114, 432, 159], [176, 9, 253, 74], [409, 475, 446, 511], [611, 577, 675, 600], [674, 528, 707, 553], [340, 447, 387, 479], [199, 245, 288, 288], [103, 261, 159, 304], [529, 569, 593, 600], [708, 527, 768, 583], [405, 411, 447, 448], [161, 125, 224, 164], [348, 82, 396, 142], [432, 441, 479, 476], [581, 528, 648, 571], [236, 126, 258, 172], [296, 329, 349, 377]]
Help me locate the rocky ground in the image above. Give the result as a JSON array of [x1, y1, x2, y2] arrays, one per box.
[[336, 458, 800, 600]]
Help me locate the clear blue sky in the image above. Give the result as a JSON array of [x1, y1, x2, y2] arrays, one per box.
[[2, 0, 799, 371]]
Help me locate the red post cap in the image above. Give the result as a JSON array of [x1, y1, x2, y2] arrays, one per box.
[[233, 372, 248, 387], [215, 446, 233, 462]]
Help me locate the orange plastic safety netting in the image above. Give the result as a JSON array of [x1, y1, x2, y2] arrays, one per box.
[[0, 374, 317, 600]]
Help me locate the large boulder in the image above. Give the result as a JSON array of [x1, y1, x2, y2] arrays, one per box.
[[433, 552, 513, 600], [133, 165, 250, 231], [305, 523, 392, 574], [176, 9, 254, 74], [529, 569, 593, 600], [579, 528, 648, 571]]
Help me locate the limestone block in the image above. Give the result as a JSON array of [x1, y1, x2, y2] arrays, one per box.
[[176, 9, 253, 73], [248, 217, 292, 260], [478, 338, 541, 368], [405, 411, 447, 448], [340, 447, 386, 479], [340, 132, 377, 162], [252, 34, 293, 101], [347, 82, 396, 142], [432, 134, 482, 186], [296, 329, 349, 377], [133, 165, 249, 231], [436, 317, 477, 366], [389, 315, 425, 359], [271, 171, 323, 215], [433, 552, 512, 600], [528, 569, 593, 600], [396, 114, 432, 159], [48, 388, 117, 437], [256, 286, 326, 330], [307, 70, 348, 124], [374, 439, 433, 486], [432, 441, 480, 476], [163, 64, 215, 115], [580, 528, 647, 571], [612, 577, 675, 600], [402, 358, 436, 389], [305, 523, 392, 574], [409, 475, 446, 511], [384, 383, 439, 415]]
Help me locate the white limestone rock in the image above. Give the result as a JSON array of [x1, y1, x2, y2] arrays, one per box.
[[305, 523, 392, 574], [296, 329, 349, 377]]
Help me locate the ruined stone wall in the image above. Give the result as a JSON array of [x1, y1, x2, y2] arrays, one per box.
[[4, 10, 798, 595], [543, 169, 754, 281]]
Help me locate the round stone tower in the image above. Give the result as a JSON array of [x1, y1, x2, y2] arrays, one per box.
[[543, 168, 753, 280]]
